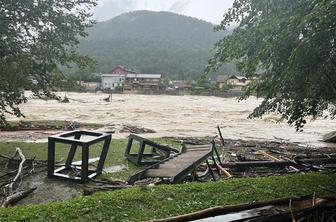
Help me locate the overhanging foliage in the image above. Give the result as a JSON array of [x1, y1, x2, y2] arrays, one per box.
[[207, 0, 336, 130], [0, 0, 97, 125]]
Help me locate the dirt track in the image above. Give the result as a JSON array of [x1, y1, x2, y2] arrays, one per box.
[[2, 92, 335, 147]]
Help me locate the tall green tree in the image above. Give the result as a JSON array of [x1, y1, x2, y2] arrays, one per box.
[[207, 0, 336, 130], [0, 0, 96, 125]]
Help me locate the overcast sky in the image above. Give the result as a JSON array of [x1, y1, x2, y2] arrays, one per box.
[[93, 0, 235, 24]]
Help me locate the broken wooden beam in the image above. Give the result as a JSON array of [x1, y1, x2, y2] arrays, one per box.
[[220, 160, 296, 168], [257, 150, 299, 172], [220, 157, 336, 169], [150, 196, 304, 222], [249, 200, 336, 222], [1, 187, 37, 208], [215, 162, 232, 177], [295, 157, 336, 164], [2, 148, 27, 195]]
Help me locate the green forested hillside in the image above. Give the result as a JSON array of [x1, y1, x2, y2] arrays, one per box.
[[79, 10, 236, 80]]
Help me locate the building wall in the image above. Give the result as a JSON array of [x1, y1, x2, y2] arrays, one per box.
[[81, 82, 100, 91], [102, 76, 125, 90], [218, 82, 227, 89], [124, 77, 161, 91], [222, 77, 251, 91], [227, 79, 241, 85]]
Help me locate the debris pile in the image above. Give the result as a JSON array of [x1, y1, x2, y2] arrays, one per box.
[[153, 195, 336, 222], [82, 178, 130, 196], [60, 95, 70, 103], [147, 127, 336, 182], [102, 124, 156, 134], [212, 136, 336, 178], [0, 148, 46, 207]]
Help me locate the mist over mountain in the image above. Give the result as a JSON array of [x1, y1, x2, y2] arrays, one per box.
[[79, 10, 236, 79]]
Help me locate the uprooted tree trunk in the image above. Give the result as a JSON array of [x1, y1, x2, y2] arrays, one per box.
[[3, 148, 26, 195], [1, 187, 37, 208], [0, 148, 37, 207]]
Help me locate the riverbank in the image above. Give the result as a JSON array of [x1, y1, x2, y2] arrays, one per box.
[[1, 136, 335, 206]]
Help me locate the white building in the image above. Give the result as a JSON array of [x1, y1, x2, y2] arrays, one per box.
[[101, 74, 125, 90]]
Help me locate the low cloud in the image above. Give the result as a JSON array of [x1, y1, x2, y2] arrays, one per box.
[[168, 0, 192, 13], [93, 0, 234, 24]]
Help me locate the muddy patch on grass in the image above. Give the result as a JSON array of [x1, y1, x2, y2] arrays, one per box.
[[17, 173, 82, 205]]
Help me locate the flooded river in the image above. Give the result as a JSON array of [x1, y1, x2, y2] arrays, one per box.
[[2, 92, 336, 147]]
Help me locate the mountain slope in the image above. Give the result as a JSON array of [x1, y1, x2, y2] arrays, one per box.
[[79, 10, 235, 79]]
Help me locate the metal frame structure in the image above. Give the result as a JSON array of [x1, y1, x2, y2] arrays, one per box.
[[125, 134, 179, 165], [47, 130, 111, 183]]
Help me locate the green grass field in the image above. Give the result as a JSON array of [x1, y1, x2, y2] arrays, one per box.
[[0, 172, 335, 221], [0, 138, 180, 180], [1, 140, 336, 221]]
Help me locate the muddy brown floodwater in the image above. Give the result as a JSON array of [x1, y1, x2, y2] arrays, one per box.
[[1, 91, 336, 147]]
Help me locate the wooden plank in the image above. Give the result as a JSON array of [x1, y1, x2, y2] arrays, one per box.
[[128, 143, 213, 184], [167, 156, 207, 162], [215, 162, 232, 177], [258, 150, 299, 172], [146, 169, 179, 177], [159, 163, 192, 170], [184, 145, 212, 150], [172, 149, 213, 183]]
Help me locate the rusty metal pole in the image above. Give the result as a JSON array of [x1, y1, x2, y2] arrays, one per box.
[[217, 126, 225, 147]]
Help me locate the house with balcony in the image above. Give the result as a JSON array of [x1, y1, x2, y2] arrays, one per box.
[[101, 74, 125, 90], [124, 74, 162, 91]]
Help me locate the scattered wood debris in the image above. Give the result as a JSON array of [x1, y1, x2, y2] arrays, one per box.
[[0, 148, 41, 207], [1, 187, 37, 208], [82, 178, 130, 195], [150, 195, 336, 222], [102, 124, 156, 134], [121, 125, 156, 134], [257, 150, 300, 172], [103, 94, 112, 102], [134, 178, 162, 186], [60, 96, 69, 103], [162, 132, 336, 181]]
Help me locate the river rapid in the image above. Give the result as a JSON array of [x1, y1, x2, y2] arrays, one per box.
[[2, 92, 335, 147]]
